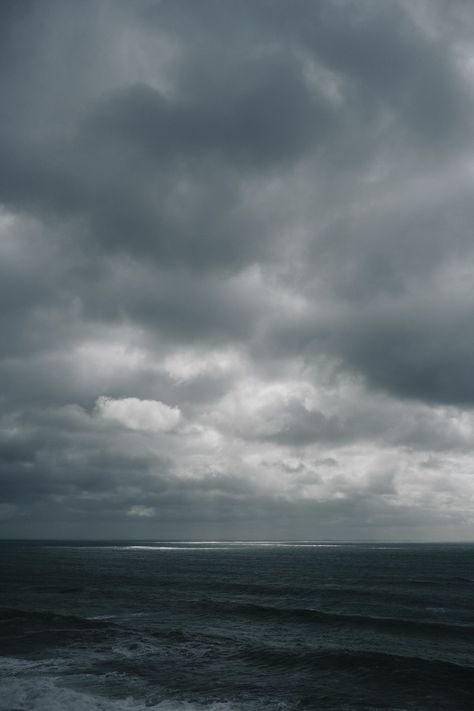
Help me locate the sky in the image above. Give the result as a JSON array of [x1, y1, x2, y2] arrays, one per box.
[[1, 0, 474, 540]]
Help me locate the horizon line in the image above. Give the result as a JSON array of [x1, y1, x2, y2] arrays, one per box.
[[1, 537, 474, 544]]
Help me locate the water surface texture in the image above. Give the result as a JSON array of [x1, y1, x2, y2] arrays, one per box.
[[1, 541, 474, 710]]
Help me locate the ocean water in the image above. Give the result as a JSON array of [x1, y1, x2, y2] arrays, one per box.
[[1, 541, 474, 710]]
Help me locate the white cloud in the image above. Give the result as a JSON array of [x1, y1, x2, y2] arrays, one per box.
[[211, 378, 320, 438], [95, 396, 181, 432], [164, 347, 244, 383], [127, 505, 156, 518]]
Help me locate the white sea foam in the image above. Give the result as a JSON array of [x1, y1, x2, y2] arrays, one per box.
[[0, 655, 70, 676], [0, 662, 244, 711], [122, 542, 345, 551], [124, 546, 181, 550], [123, 546, 236, 551], [41, 541, 402, 552]]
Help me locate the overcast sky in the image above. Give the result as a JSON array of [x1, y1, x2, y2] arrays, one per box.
[[1, 0, 474, 540]]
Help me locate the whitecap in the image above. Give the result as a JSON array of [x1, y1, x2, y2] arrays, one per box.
[[0, 670, 248, 711]]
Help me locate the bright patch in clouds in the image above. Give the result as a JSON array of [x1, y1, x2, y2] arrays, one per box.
[[164, 348, 244, 383], [95, 396, 181, 432], [127, 505, 156, 518]]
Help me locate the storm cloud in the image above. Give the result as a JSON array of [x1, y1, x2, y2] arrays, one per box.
[[1, 0, 474, 540]]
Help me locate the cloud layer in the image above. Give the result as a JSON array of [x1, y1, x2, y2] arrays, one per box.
[[1, 0, 474, 540]]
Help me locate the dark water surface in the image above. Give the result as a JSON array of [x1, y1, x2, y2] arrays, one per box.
[[1, 541, 474, 710]]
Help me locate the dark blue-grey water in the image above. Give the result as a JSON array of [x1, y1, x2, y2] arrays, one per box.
[[1, 541, 474, 710]]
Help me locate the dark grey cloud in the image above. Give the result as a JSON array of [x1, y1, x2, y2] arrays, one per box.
[[326, 298, 474, 405], [88, 55, 328, 169], [1, 0, 474, 540]]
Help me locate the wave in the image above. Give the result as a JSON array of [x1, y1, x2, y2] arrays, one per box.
[[221, 602, 474, 639], [0, 607, 122, 660], [0, 671, 244, 711], [185, 578, 458, 606], [0, 607, 111, 629], [402, 577, 474, 586], [235, 645, 474, 678]]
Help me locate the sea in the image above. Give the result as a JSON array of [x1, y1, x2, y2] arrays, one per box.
[[1, 541, 474, 711]]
